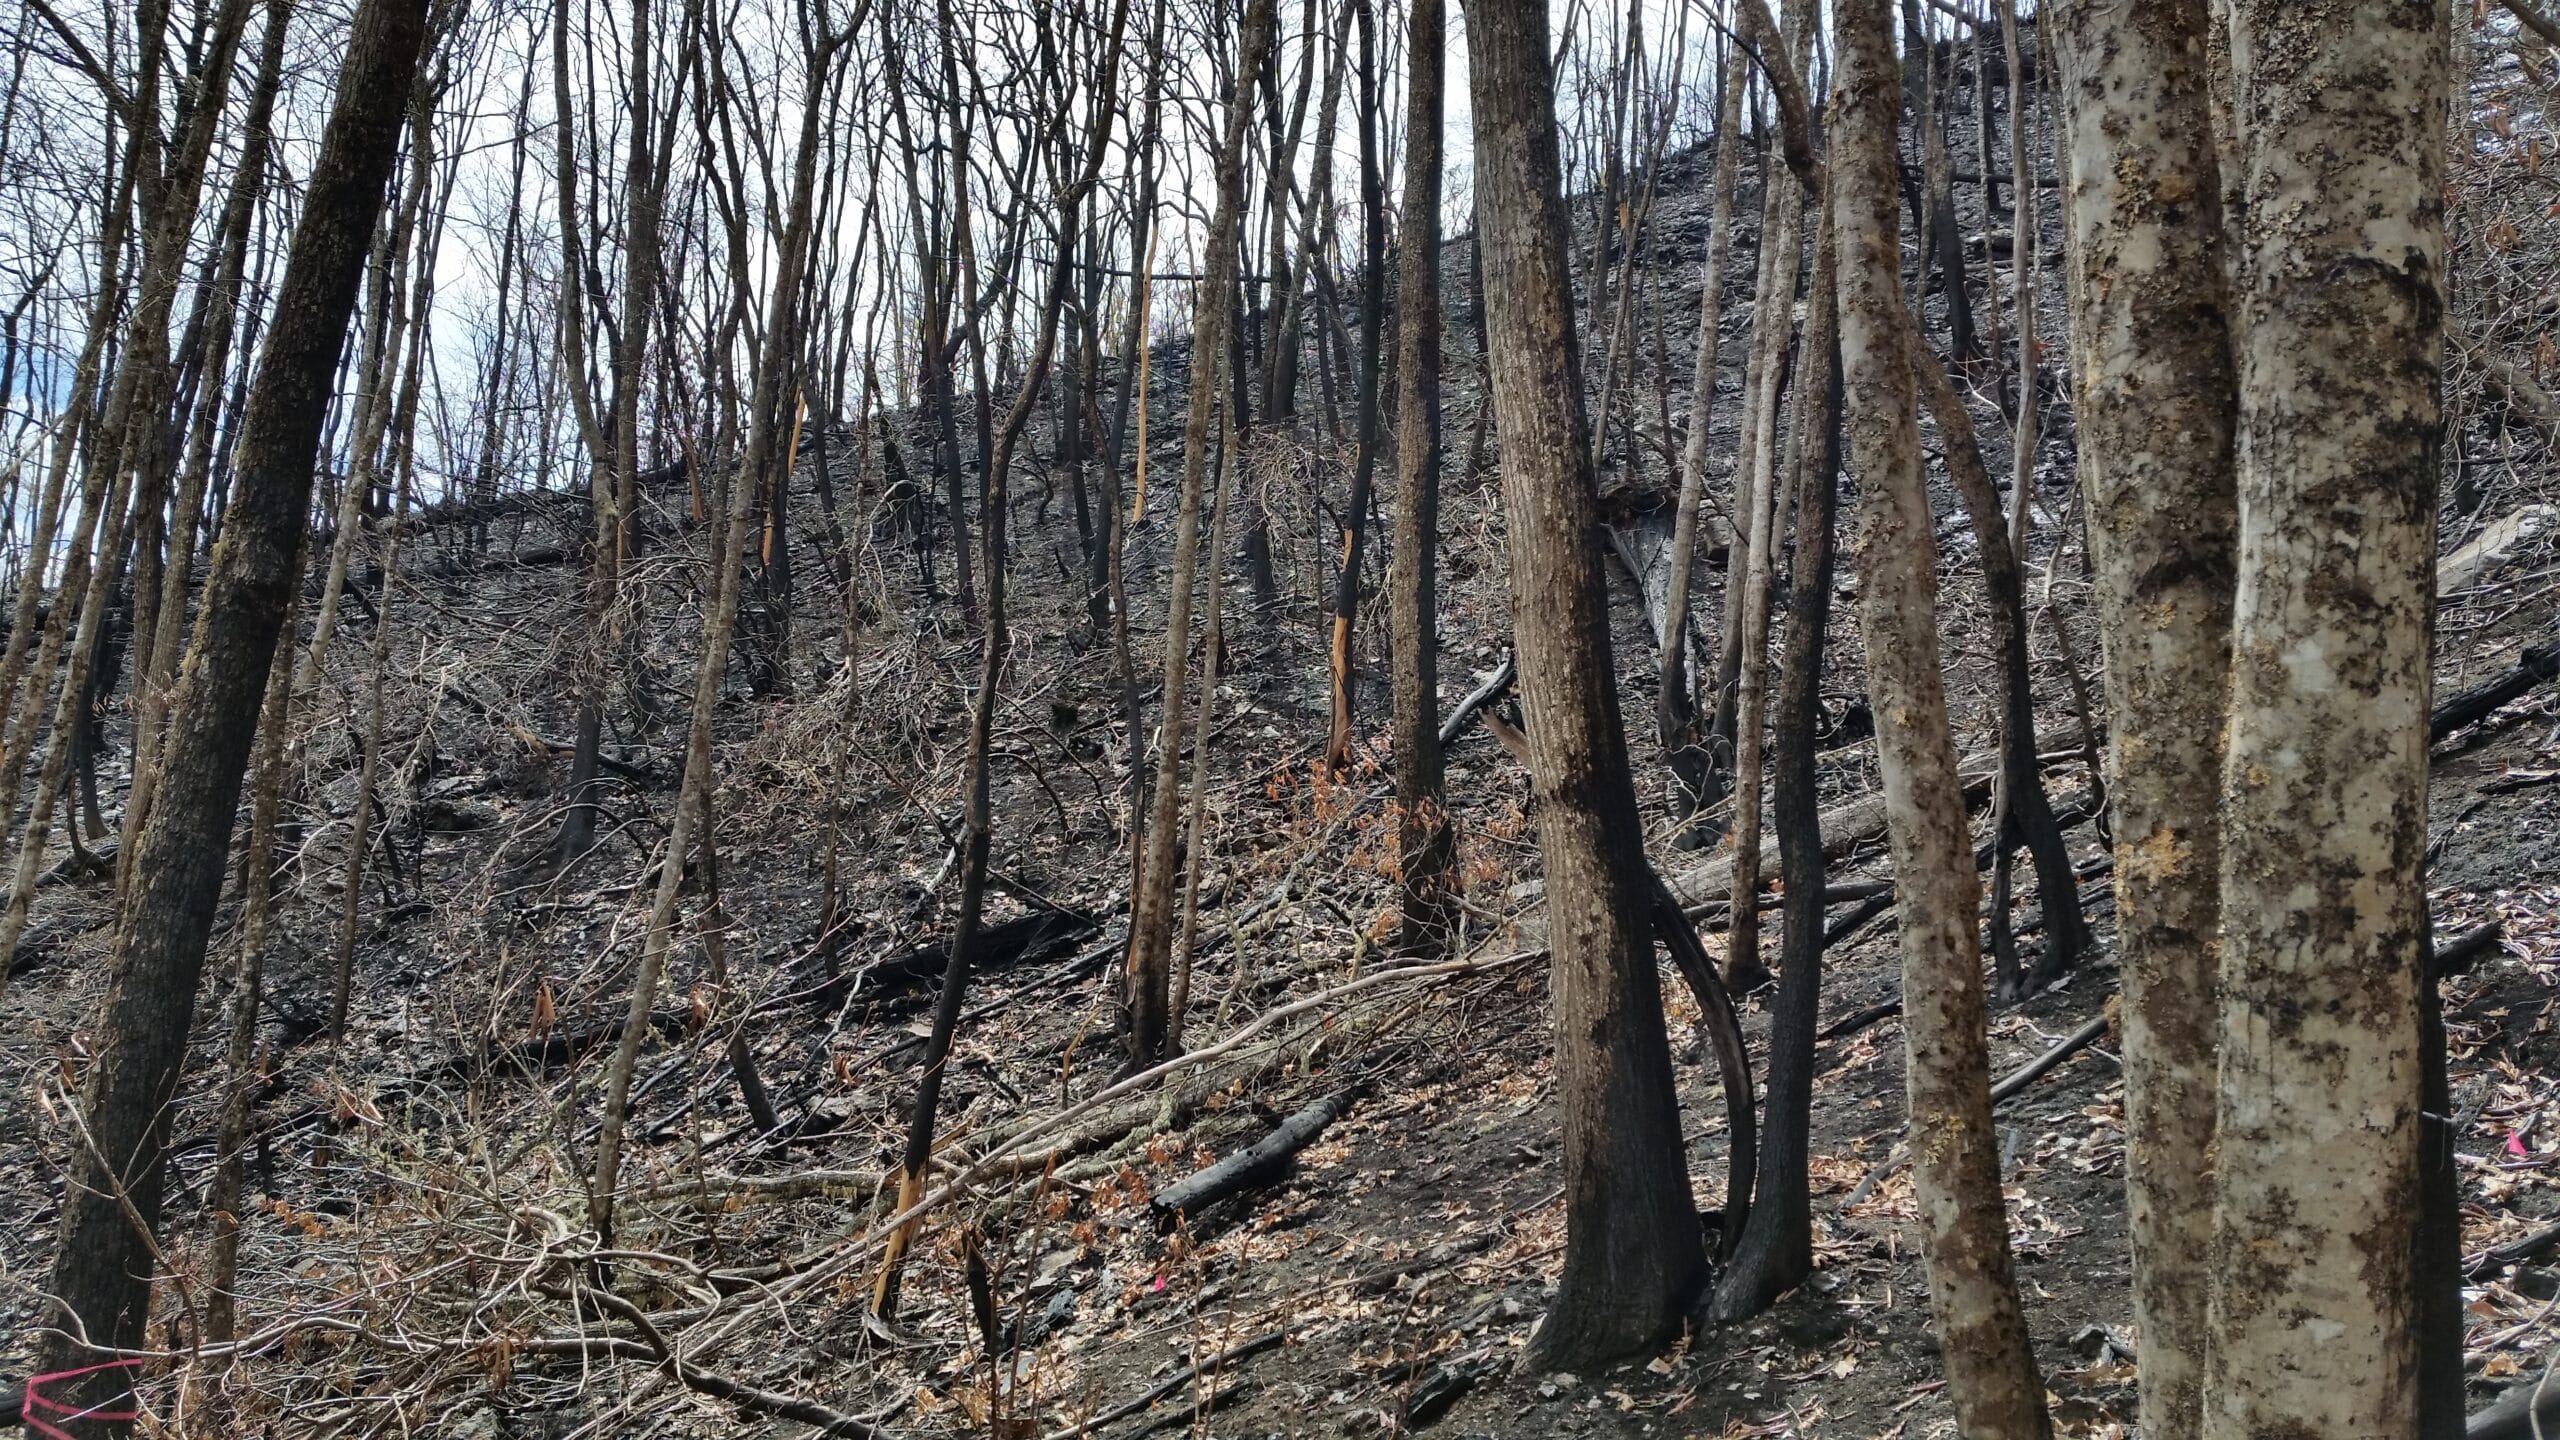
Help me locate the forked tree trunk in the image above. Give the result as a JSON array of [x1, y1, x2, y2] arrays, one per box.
[[1832, 0, 2052, 1432], [1463, 0, 1706, 1369], [1714, 188, 1839, 1322], [2203, 0, 2446, 1431], [32, 1, 427, 1428], [1122, 0, 1273, 1071], [1904, 329, 2086, 999], [2045, 3, 2235, 1434], [1387, 0, 1453, 952]]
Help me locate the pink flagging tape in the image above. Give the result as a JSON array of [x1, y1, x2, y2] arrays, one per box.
[[20, 1358, 144, 1440]]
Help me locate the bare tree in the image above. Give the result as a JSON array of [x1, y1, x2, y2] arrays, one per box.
[[1387, 0, 1452, 950], [1657, 31, 1742, 851], [1123, 0, 1275, 1070], [32, 0, 430, 1427], [1465, 0, 1707, 1367], [1832, 0, 2051, 1429]]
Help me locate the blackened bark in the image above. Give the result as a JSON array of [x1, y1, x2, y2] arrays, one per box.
[[1388, 0, 1453, 951], [1714, 195, 1840, 1322], [33, 2, 427, 1429], [1463, 0, 1707, 1368]]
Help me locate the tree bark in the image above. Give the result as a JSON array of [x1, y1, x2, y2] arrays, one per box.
[[2203, 0, 2446, 1431], [2045, 2, 2236, 1433], [1122, 0, 1273, 1071], [1833, 0, 2052, 1431], [1388, 0, 1453, 952], [32, 0, 427, 1428], [1463, 0, 1707, 1368], [1715, 189, 1839, 1322]]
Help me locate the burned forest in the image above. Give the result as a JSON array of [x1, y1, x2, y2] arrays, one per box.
[[2, 0, 2559, 1434]]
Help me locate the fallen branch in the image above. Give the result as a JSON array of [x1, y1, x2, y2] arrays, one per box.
[[1838, 1009, 2117, 1205], [2432, 635, 2559, 740], [1150, 1091, 1357, 1223], [1438, 651, 1517, 748], [1988, 1012, 2112, 1106], [2436, 920, 2508, 978], [2466, 1360, 2560, 1440]]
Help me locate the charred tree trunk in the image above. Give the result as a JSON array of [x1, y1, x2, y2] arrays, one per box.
[[1388, 0, 1453, 952], [1905, 330, 2087, 997], [1322, 0, 1389, 778], [1714, 191, 1839, 1322], [1464, 0, 1707, 1368], [32, 1, 426, 1427]]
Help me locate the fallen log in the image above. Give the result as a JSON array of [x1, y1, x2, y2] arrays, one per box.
[[2433, 635, 2560, 739], [2466, 1368, 2560, 1440], [1150, 1090, 1357, 1224], [2441, 505, 2557, 594], [1652, 754, 2003, 913], [790, 910, 1099, 1016]]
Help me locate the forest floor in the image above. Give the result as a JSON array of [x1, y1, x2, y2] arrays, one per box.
[[7, 77, 2560, 1440]]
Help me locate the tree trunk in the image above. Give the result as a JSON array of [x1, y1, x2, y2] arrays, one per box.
[[1323, 0, 1389, 778], [2045, 2, 2235, 1433], [1832, 0, 2053, 1432], [1388, 0, 1453, 952], [1658, 38, 1744, 851], [1714, 189, 1839, 1322], [1905, 329, 2086, 998], [1464, 0, 1706, 1369], [1122, 0, 1273, 1071], [2203, 0, 2445, 1430], [32, 1, 426, 1428]]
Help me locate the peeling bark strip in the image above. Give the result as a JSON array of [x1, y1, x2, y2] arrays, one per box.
[[2047, 1, 2236, 1435], [1831, 0, 2052, 1432], [1463, 0, 1707, 1368], [33, 0, 431, 1427], [2204, 0, 2447, 1432]]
